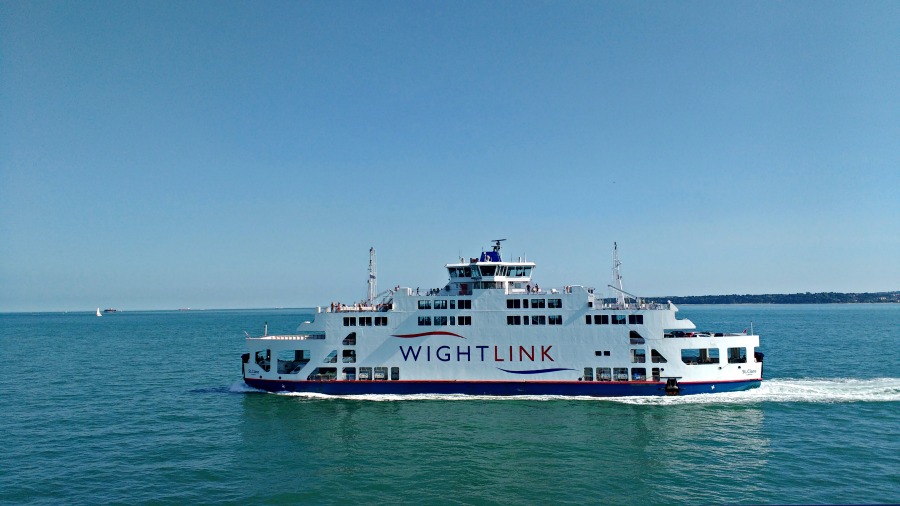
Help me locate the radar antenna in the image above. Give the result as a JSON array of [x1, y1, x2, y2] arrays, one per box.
[[367, 247, 377, 305], [492, 239, 506, 252]]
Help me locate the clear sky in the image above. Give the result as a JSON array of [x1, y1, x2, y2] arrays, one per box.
[[1, 1, 898, 312]]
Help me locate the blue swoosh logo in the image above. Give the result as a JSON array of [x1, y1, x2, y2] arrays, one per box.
[[497, 367, 575, 375]]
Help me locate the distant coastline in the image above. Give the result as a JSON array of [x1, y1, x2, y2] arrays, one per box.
[[643, 291, 900, 305]]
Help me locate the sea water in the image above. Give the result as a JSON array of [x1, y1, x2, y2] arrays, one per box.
[[1, 305, 898, 504]]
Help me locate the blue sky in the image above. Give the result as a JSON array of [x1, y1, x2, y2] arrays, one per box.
[[1, 1, 898, 312]]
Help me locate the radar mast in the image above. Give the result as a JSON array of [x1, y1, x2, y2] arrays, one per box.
[[612, 242, 626, 307], [367, 247, 377, 305]]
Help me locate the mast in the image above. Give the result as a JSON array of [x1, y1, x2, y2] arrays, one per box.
[[367, 247, 377, 305], [612, 242, 626, 307]]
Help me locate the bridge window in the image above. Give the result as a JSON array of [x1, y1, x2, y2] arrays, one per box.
[[480, 265, 496, 276]]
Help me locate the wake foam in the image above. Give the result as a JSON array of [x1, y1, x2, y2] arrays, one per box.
[[250, 378, 900, 404], [610, 378, 900, 405], [229, 381, 266, 393]]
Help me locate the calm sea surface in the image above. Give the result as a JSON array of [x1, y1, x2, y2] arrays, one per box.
[[1, 305, 898, 505]]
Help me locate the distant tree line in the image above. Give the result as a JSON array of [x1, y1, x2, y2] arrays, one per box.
[[641, 291, 900, 304]]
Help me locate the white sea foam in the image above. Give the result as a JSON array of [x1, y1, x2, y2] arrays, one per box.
[[261, 378, 900, 404], [229, 381, 265, 393], [610, 377, 900, 405]]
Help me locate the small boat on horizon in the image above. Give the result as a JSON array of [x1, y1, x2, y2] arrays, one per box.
[[95, 308, 102, 317], [103, 308, 118, 313]]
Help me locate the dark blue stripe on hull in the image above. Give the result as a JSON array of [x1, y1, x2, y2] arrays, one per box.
[[243, 378, 762, 397]]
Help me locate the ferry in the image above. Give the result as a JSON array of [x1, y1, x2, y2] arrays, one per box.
[[241, 241, 763, 396]]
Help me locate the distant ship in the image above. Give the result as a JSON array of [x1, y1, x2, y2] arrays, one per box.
[[102, 308, 118, 313], [241, 241, 763, 396]]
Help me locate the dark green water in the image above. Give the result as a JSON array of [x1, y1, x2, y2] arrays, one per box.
[[1, 305, 898, 504]]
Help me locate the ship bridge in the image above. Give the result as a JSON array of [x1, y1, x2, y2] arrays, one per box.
[[444, 239, 536, 295]]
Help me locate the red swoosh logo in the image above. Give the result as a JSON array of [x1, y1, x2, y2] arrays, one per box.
[[392, 331, 466, 339]]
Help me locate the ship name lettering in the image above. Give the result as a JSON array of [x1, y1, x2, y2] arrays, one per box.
[[398, 344, 555, 363]]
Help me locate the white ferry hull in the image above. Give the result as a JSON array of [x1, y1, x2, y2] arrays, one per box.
[[241, 242, 764, 397]]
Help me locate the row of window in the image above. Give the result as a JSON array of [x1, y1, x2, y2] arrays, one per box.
[[505, 315, 563, 325], [417, 299, 473, 310], [682, 347, 747, 364], [417, 315, 473, 326], [584, 314, 644, 325], [304, 366, 402, 381], [343, 316, 388, 327], [449, 265, 533, 278], [591, 349, 670, 362], [584, 367, 654, 382], [506, 298, 563, 309]]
